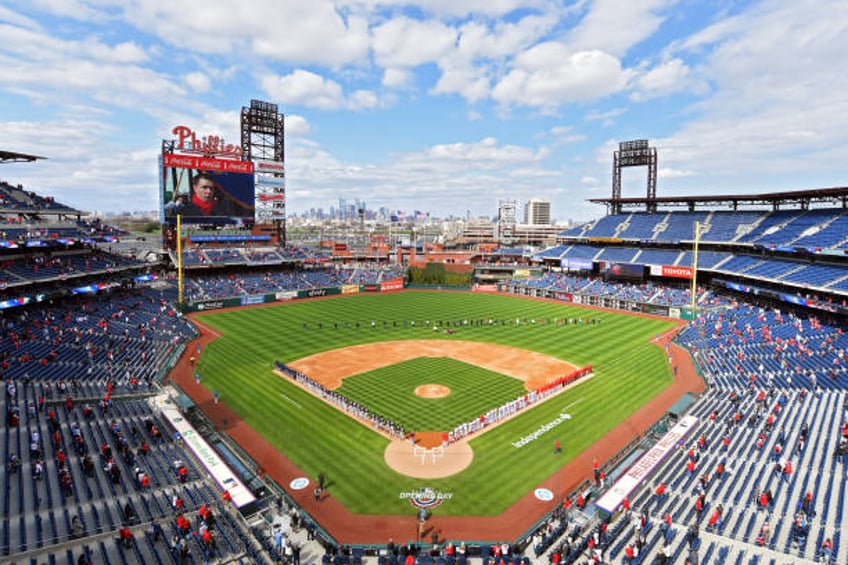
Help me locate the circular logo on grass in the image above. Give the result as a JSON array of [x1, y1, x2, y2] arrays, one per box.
[[290, 478, 310, 490], [400, 487, 453, 509], [534, 488, 554, 502]]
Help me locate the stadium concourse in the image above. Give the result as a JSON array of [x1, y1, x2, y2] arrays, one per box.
[[0, 180, 847, 564]]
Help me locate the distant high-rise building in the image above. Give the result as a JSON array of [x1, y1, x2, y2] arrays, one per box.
[[524, 198, 551, 225]]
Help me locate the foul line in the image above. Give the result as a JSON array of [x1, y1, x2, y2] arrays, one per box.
[[278, 392, 302, 409]]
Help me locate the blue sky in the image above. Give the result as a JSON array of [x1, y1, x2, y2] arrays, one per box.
[[0, 0, 846, 223]]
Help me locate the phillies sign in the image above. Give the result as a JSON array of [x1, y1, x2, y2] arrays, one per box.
[[172, 125, 243, 157]]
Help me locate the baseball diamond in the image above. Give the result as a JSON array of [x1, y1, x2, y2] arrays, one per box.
[[172, 290, 700, 543]]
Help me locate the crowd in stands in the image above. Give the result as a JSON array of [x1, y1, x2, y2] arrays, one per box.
[[0, 288, 196, 384], [678, 304, 848, 391], [507, 272, 726, 308], [559, 209, 848, 251], [0, 284, 280, 563], [0, 249, 143, 283], [0, 181, 76, 212], [175, 244, 335, 268], [183, 265, 404, 302], [0, 233, 847, 563]]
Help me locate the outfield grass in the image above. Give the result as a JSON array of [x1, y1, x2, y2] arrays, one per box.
[[195, 291, 676, 516]]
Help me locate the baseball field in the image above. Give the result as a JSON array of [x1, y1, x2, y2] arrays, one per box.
[[192, 290, 676, 517]]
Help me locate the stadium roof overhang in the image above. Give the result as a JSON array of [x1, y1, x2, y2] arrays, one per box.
[[0, 150, 47, 163], [589, 186, 848, 211]]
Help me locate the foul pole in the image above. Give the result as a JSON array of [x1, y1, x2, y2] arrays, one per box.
[[690, 221, 701, 316], [177, 214, 183, 306]]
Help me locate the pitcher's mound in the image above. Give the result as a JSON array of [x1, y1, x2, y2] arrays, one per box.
[[385, 432, 473, 479], [415, 384, 450, 398]]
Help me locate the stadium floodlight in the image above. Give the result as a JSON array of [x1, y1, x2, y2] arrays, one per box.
[[611, 139, 658, 214]]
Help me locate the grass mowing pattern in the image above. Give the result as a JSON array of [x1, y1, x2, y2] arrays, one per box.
[[338, 357, 527, 431], [196, 291, 676, 516]]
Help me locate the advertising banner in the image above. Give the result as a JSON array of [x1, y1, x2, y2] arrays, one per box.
[[473, 284, 499, 292], [640, 304, 670, 317], [341, 284, 360, 295], [561, 257, 594, 270], [254, 159, 285, 174], [380, 277, 405, 292], [158, 400, 255, 509], [596, 415, 698, 514], [240, 295, 265, 306], [256, 176, 286, 188], [163, 154, 254, 174], [297, 288, 341, 299], [661, 265, 694, 279]]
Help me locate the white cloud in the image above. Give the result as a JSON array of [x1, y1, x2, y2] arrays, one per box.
[[493, 45, 632, 109], [584, 107, 626, 122], [567, 0, 672, 57], [0, 5, 42, 29], [658, 167, 693, 179], [429, 13, 561, 102], [367, 0, 548, 19], [0, 23, 148, 64], [382, 68, 411, 89], [630, 58, 700, 101], [82, 39, 148, 64], [0, 55, 187, 107], [349, 89, 379, 110], [421, 137, 546, 166], [24, 0, 108, 23], [184, 72, 211, 93], [124, 0, 370, 67], [431, 61, 491, 102], [284, 114, 311, 137], [372, 17, 457, 68], [260, 70, 379, 110], [654, 0, 848, 187]]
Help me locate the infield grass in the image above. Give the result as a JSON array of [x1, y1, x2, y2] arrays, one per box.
[[339, 357, 527, 431], [194, 291, 676, 516]]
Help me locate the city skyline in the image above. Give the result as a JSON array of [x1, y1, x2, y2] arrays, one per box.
[[1, 1, 847, 223]]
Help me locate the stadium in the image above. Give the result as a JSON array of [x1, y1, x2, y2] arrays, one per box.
[[1, 115, 847, 565]]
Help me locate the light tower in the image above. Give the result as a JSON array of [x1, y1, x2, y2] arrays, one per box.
[[611, 139, 658, 214]]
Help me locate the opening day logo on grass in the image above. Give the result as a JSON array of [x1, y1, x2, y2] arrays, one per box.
[[400, 487, 454, 509]]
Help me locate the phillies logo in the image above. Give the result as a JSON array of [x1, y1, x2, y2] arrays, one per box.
[[173, 125, 243, 157]]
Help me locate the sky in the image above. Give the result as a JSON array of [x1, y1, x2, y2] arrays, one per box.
[[0, 0, 846, 223]]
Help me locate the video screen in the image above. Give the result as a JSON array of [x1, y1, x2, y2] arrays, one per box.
[[602, 262, 645, 280], [160, 154, 255, 224]]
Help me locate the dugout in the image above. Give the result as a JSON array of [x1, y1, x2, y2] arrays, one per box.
[[666, 393, 696, 421]]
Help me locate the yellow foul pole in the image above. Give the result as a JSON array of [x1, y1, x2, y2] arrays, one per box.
[[690, 221, 700, 316], [177, 214, 183, 306]]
